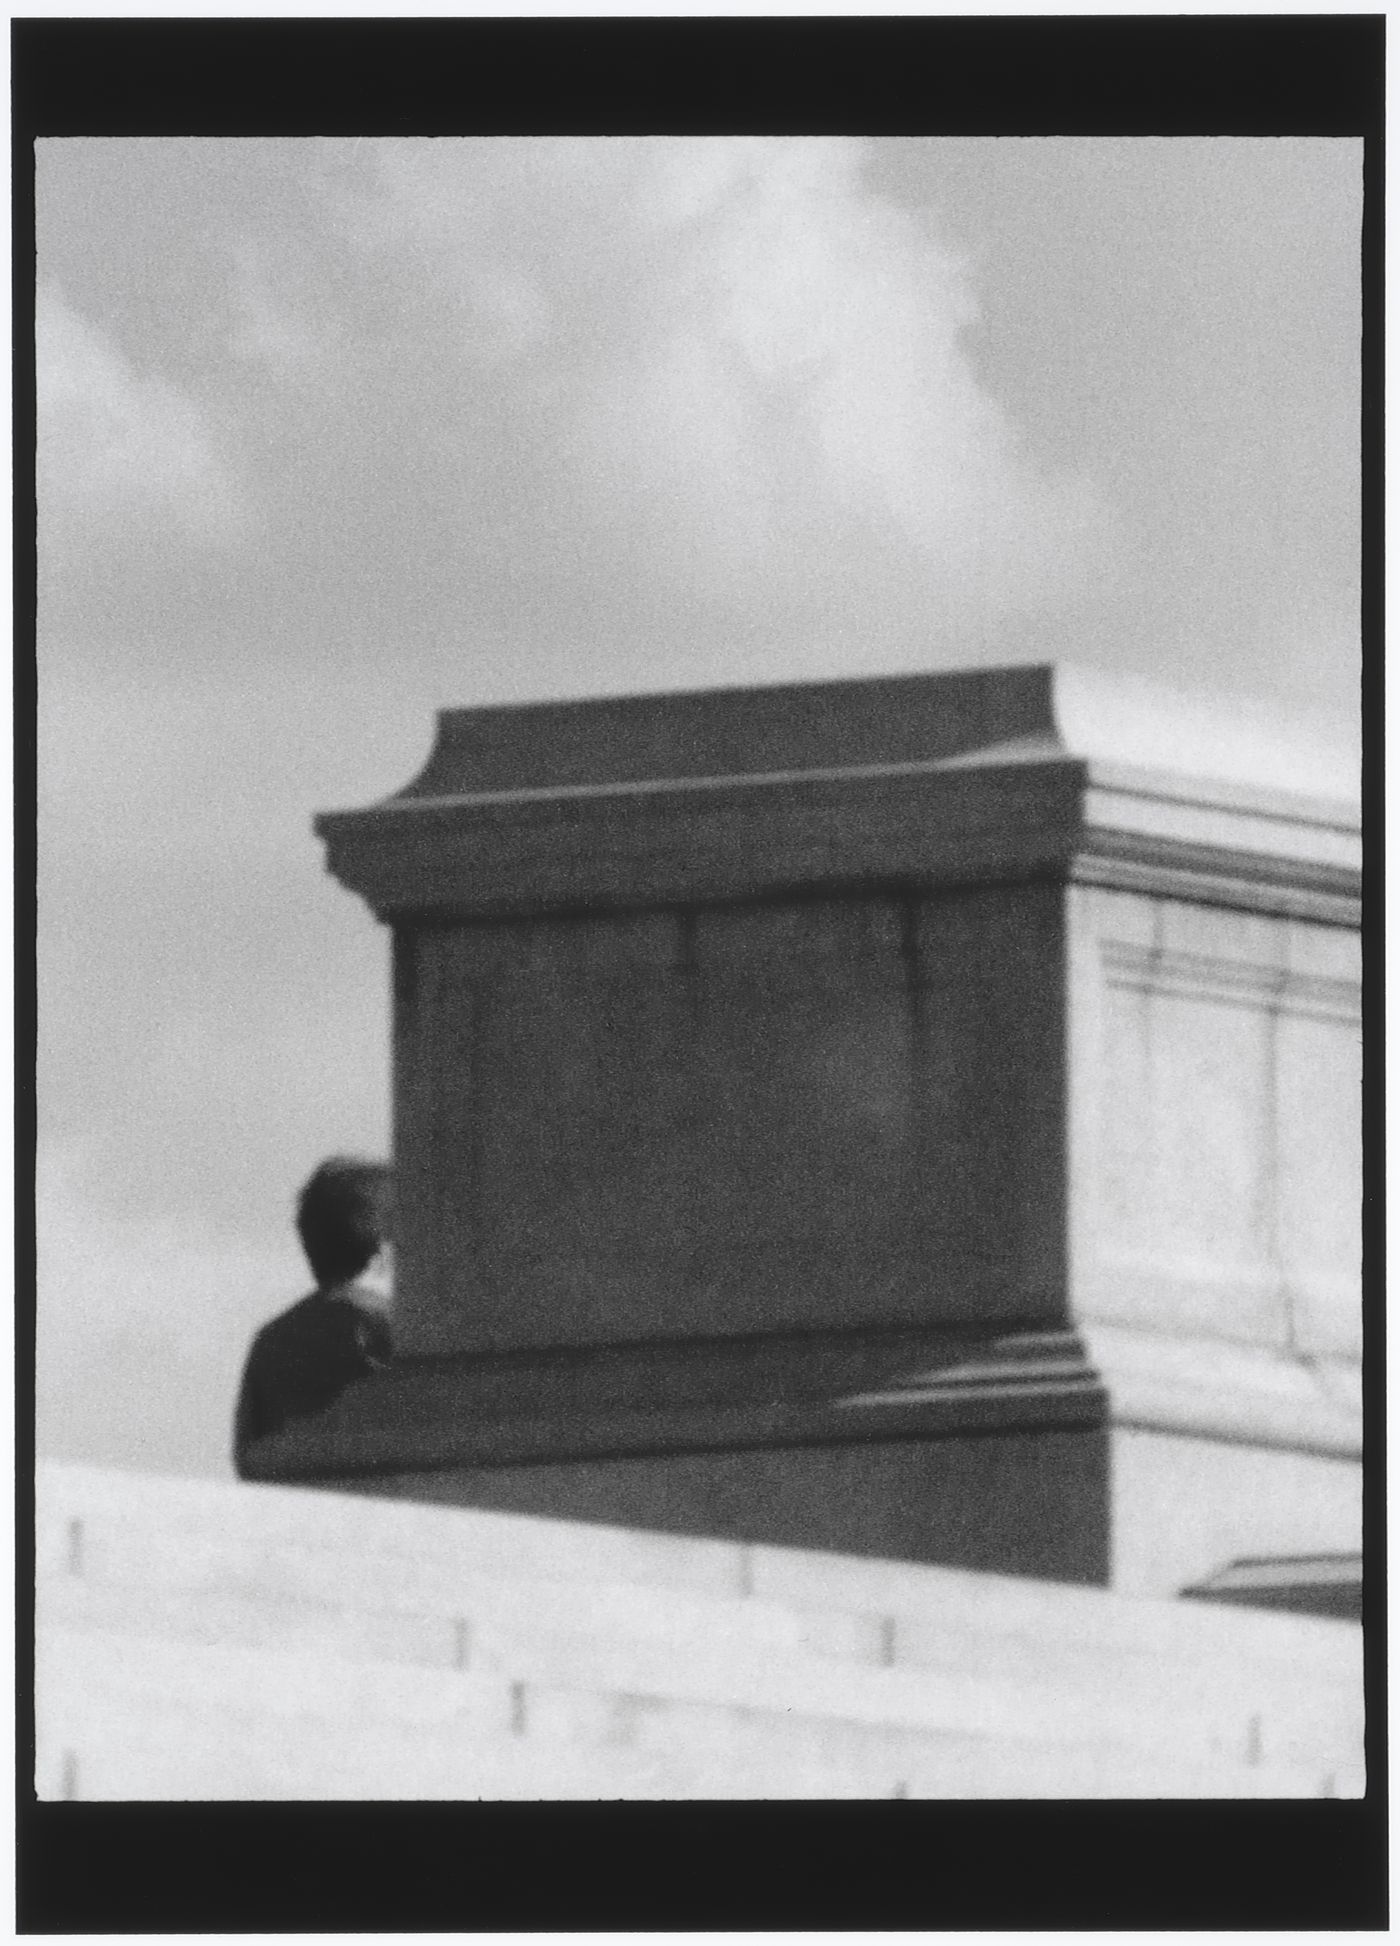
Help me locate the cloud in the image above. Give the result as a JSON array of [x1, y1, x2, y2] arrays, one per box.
[[224, 241, 323, 375], [38, 660, 404, 1240], [37, 1146, 297, 1476], [35, 139, 1110, 689], [37, 281, 246, 553], [307, 137, 1107, 674]]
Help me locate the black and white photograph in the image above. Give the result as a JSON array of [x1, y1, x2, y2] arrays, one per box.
[[22, 13, 1380, 1930]]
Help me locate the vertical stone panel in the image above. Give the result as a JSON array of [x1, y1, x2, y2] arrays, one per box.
[[1066, 887, 1149, 1306], [686, 896, 918, 1330], [912, 882, 1069, 1322], [1149, 905, 1281, 1302], [1097, 971, 1154, 1255], [391, 925, 443, 1347], [1081, 895, 1362, 1364], [1084, 895, 1290, 1346], [401, 911, 700, 1354], [1145, 989, 1274, 1274], [1275, 1009, 1361, 1358]]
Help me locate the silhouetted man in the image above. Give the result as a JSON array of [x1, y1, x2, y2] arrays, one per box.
[[233, 1156, 393, 1476]]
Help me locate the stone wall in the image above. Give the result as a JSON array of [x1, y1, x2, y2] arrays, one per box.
[[36, 1461, 1363, 1800]]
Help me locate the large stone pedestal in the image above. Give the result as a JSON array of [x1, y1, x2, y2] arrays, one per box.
[[245, 663, 1360, 1594]]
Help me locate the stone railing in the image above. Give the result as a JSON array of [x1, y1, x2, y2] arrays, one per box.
[[36, 1461, 1363, 1800]]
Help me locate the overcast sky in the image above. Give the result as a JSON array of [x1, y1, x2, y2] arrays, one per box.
[[36, 136, 1362, 1480]]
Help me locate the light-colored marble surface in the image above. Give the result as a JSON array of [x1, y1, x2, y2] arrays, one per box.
[[1068, 883, 1361, 1379], [36, 1461, 1361, 1801], [1108, 1428, 1363, 1601]]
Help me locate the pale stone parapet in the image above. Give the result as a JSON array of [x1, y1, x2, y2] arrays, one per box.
[[36, 1461, 1362, 1800]]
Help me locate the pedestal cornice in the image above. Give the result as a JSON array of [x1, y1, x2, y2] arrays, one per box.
[[316, 663, 1359, 926]]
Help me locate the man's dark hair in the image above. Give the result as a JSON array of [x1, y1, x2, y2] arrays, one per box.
[[296, 1156, 392, 1287]]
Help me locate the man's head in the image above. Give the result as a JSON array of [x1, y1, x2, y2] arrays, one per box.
[[296, 1157, 393, 1290]]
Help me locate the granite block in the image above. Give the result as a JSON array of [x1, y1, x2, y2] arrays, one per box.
[[303, 665, 1362, 1581]]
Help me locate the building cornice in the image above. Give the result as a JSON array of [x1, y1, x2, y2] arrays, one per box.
[[316, 664, 1358, 926]]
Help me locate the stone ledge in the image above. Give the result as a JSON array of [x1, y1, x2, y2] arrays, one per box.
[[239, 1323, 1107, 1484], [1083, 1323, 1362, 1457], [1181, 1552, 1362, 1624]]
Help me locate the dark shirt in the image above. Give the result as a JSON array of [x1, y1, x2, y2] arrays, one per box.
[[233, 1290, 392, 1476]]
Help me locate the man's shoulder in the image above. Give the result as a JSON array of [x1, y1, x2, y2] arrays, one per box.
[[246, 1292, 341, 1362], [250, 1290, 390, 1361]]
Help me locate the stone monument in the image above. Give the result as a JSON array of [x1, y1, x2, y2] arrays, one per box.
[[244, 662, 1361, 1598]]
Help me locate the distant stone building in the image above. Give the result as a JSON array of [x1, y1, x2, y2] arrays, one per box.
[[243, 662, 1362, 1617]]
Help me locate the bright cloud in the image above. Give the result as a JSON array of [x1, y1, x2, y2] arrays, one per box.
[[37, 282, 246, 547], [328, 138, 1104, 657], [34, 137, 1111, 688], [36, 1146, 299, 1475]]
